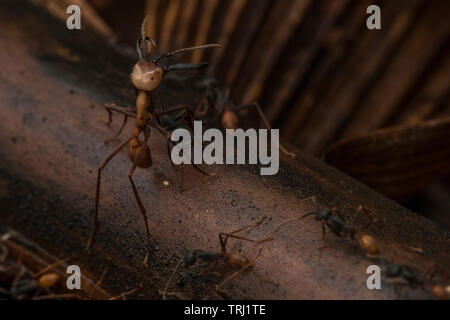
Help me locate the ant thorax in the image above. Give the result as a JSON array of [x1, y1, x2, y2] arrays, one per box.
[[131, 60, 163, 92], [136, 90, 153, 129]]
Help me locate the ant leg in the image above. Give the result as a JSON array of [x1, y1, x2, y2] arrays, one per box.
[[194, 84, 214, 117], [230, 102, 296, 158], [104, 107, 113, 127], [102, 103, 135, 141], [35, 256, 75, 277], [218, 233, 272, 255], [86, 137, 133, 252], [219, 217, 268, 254], [128, 143, 152, 266], [166, 139, 185, 191], [105, 115, 128, 143], [104, 103, 137, 118], [320, 221, 329, 248], [162, 259, 183, 300], [311, 222, 329, 271], [109, 284, 142, 300], [155, 105, 189, 117], [88, 262, 109, 299], [101, 103, 135, 127], [274, 196, 318, 232], [215, 249, 262, 296], [357, 206, 380, 229], [215, 264, 251, 298], [155, 104, 195, 132]]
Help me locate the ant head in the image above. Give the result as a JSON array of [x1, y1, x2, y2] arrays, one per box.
[[184, 251, 197, 267], [315, 208, 332, 221], [132, 16, 163, 91], [131, 60, 164, 92], [386, 264, 402, 277], [134, 16, 220, 92]]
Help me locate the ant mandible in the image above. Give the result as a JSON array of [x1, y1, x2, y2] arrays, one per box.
[[86, 16, 220, 265], [195, 79, 296, 158]]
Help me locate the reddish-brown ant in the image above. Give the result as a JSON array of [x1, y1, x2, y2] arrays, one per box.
[[163, 217, 272, 299], [86, 16, 220, 264], [195, 79, 296, 158], [276, 200, 380, 256]]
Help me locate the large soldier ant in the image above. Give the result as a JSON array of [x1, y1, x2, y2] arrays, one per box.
[[86, 16, 220, 264], [194, 80, 296, 158]]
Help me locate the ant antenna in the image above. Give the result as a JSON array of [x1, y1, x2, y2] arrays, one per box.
[[141, 15, 149, 40], [274, 211, 316, 233], [156, 44, 221, 63], [163, 62, 209, 73]]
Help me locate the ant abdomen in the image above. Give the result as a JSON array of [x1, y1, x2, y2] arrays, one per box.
[[129, 138, 152, 168], [358, 234, 380, 255], [228, 252, 250, 267], [221, 109, 239, 130]]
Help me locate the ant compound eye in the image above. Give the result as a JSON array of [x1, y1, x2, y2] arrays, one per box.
[[315, 208, 332, 221]]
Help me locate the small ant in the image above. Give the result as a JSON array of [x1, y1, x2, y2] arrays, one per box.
[[194, 79, 296, 158], [421, 264, 450, 300], [429, 284, 450, 300], [276, 200, 380, 256], [382, 262, 422, 289], [378, 261, 450, 299], [164, 217, 272, 299], [86, 16, 220, 264]]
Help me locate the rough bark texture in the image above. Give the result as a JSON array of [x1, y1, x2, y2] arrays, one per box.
[[0, 0, 449, 299]]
